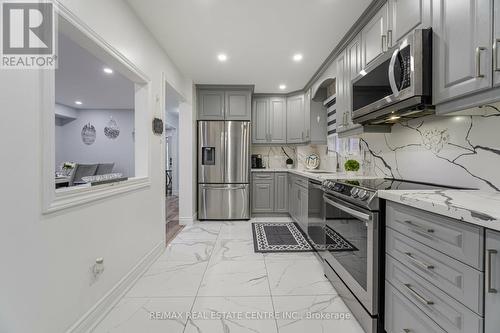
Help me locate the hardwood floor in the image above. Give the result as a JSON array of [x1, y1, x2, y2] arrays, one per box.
[[166, 195, 183, 244]]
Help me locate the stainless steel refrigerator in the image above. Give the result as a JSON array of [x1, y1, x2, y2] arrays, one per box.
[[198, 121, 250, 220]]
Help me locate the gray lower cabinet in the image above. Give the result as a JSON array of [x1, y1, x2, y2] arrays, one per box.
[[486, 230, 500, 333], [251, 172, 287, 214], [252, 175, 274, 213], [385, 201, 485, 333], [274, 173, 288, 212], [198, 87, 252, 120]]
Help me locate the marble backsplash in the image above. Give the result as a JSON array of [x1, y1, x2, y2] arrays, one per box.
[[252, 104, 500, 192], [359, 105, 500, 192]]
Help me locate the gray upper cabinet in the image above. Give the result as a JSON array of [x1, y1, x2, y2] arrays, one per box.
[[225, 90, 252, 120], [269, 97, 287, 143], [286, 94, 306, 143], [485, 230, 500, 333], [361, 2, 389, 69], [251, 96, 286, 144], [335, 50, 348, 131], [432, 0, 493, 104], [388, 0, 431, 46], [308, 89, 327, 144], [198, 87, 252, 120], [494, 0, 500, 87], [198, 90, 225, 120], [252, 98, 269, 143]]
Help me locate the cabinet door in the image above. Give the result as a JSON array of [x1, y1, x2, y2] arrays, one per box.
[[269, 97, 287, 144], [345, 35, 362, 124], [494, 0, 500, 87], [361, 2, 389, 68], [225, 90, 251, 120], [304, 90, 311, 141], [432, 0, 492, 104], [309, 98, 327, 144], [252, 98, 269, 144], [274, 173, 288, 213], [198, 90, 225, 120], [388, 0, 431, 46], [252, 179, 274, 213], [286, 94, 305, 143], [486, 230, 500, 333], [335, 51, 347, 131]]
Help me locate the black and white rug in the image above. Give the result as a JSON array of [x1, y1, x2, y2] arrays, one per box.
[[252, 222, 358, 253], [252, 222, 313, 253]]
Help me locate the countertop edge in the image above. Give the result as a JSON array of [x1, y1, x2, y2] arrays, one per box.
[[379, 189, 500, 232]]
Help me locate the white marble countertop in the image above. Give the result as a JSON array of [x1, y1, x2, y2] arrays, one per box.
[[379, 189, 500, 231], [251, 168, 379, 182]]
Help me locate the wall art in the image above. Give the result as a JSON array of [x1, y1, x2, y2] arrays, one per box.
[[81, 122, 96, 145], [104, 117, 120, 139]]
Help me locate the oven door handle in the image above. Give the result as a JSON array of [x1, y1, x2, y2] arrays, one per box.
[[309, 182, 323, 190], [323, 195, 372, 222], [388, 48, 400, 97]]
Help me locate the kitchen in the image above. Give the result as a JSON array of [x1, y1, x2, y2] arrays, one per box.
[[4, 0, 500, 333], [191, 0, 500, 333]]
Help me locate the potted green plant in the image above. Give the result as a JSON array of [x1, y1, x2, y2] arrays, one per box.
[[344, 159, 360, 175]]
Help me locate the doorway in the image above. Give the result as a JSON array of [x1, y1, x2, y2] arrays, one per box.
[[165, 83, 183, 243]]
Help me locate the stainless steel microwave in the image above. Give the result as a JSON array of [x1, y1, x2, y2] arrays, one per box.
[[351, 28, 433, 125]]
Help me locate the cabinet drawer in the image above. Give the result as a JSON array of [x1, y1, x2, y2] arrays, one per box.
[[385, 282, 446, 333], [387, 201, 483, 269], [386, 228, 483, 314], [252, 172, 274, 180], [294, 176, 308, 188], [386, 255, 483, 333]]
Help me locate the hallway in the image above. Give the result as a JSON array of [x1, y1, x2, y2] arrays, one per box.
[[91, 218, 363, 333]]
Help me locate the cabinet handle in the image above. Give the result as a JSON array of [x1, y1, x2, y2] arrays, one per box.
[[404, 220, 434, 234], [387, 30, 393, 48], [487, 249, 498, 293], [404, 284, 434, 305], [301, 131, 304, 140], [404, 252, 434, 270], [476, 46, 486, 78], [381, 35, 387, 52], [306, 129, 310, 139], [494, 39, 500, 72]]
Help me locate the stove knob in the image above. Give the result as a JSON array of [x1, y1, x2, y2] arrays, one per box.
[[358, 189, 369, 200], [350, 188, 360, 198]]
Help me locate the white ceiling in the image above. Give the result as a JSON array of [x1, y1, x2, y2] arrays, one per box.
[[126, 0, 372, 93], [55, 33, 135, 109]]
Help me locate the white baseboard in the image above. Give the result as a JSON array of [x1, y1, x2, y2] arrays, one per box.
[[179, 212, 197, 225], [66, 241, 165, 333]]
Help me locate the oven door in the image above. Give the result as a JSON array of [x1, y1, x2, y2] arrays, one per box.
[[323, 193, 379, 315]]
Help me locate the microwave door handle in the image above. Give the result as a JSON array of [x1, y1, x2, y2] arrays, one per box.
[[388, 48, 400, 97]]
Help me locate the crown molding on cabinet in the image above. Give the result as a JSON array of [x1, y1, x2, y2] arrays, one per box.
[[303, 0, 387, 92]]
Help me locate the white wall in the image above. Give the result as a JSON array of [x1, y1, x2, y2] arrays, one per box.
[[56, 106, 135, 177], [0, 1, 193, 332]]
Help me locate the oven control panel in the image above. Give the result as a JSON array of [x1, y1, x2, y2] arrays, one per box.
[[322, 180, 375, 202]]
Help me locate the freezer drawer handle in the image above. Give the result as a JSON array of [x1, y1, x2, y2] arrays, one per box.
[[201, 186, 247, 190], [404, 283, 434, 305], [487, 249, 498, 293]]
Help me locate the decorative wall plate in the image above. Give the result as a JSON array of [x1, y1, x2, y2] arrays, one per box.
[[104, 117, 120, 139], [305, 153, 320, 169], [81, 123, 96, 145]]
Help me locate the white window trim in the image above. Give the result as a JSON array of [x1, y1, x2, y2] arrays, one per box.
[[42, 3, 152, 214]]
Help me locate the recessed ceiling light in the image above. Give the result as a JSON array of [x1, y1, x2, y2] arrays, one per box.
[[217, 53, 228, 62], [75, 100, 83, 105], [293, 53, 303, 62], [103, 67, 113, 74], [389, 116, 400, 120], [279, 84, 287, 90]]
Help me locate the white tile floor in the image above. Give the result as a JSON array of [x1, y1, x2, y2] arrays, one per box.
[[91, 218, 365, 333]]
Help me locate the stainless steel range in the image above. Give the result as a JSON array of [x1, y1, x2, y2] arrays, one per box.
[[309, 178, 451, 333]]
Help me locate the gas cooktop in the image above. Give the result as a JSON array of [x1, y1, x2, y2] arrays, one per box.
[[322, 178, 458, 211]]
